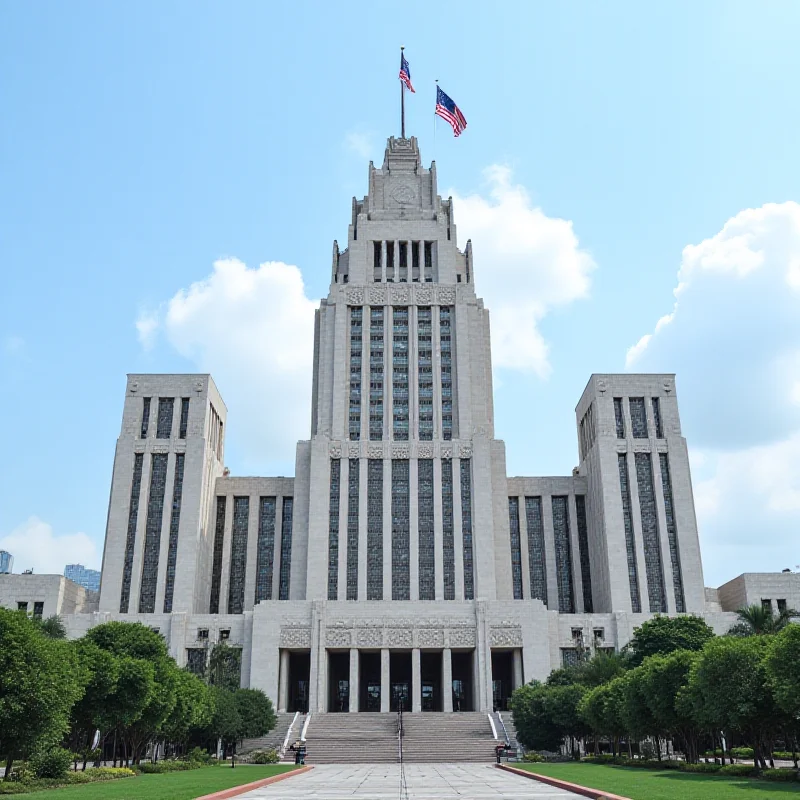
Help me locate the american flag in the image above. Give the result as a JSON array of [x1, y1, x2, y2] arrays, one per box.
[[399, 53, 415, 93], [435, 86, 467, 137]]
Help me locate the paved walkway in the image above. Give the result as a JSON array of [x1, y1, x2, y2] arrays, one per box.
[[237, 763, 583, 799]]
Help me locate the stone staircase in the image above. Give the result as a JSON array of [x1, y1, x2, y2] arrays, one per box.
[[239, 712, 299, 757], [495, 711, 523, 758], [303, 712, 496, 764]]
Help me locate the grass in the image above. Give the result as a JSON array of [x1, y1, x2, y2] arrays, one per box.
[[17, 765, 299, 800], [513, 762, 800, 799]]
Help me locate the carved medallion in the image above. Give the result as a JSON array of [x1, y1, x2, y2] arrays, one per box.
[[390, 183, 416, 205]]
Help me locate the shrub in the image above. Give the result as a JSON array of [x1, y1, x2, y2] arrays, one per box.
[[522, 752, 544, 763], [66, 767, 136, 784], [681, 762, 722, 773], [186, 746, 212, 764], [762, 768, 799, 782], [29, 747, 73, 779], [731, 747, 754, 759], [137, 760, 195, 774], [773, 750, 795, 760], [659, 760, 683, 770], [719, 764, 759, 777], [250, 749, 280, 764]]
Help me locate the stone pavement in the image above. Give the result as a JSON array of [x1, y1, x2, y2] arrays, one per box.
[[236, 763, 584, 799]]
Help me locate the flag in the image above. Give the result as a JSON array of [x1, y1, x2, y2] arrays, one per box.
[[399, 53, 415, 93], [435, 86, 467, 137]]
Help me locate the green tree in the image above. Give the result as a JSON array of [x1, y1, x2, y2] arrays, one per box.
[[36, 615, 67, 639], [626, 615, 714, 666], [233, 689, 276, 740], [0, 609, 85, 779], [160, 670, 215, 751], [208, 643, 243, 692], [578, 678, 627, 755], [728, 604, 799, 636], [510, 682, 563, 751], [207, 688, 241, 757], [546, 684, 588, 756], [620, 667, 659, 745], [765, 624, 800, 716], [576, 651, 629, 687]]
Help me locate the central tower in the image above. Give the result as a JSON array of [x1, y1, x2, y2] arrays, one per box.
[[294, 136, 514, 606]]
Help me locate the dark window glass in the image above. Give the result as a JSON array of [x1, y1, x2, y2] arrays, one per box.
[[163, 453, 185, 612], [254, 497, 276, 602], [460, 459, 474, 599], [440, 307, 454, 441], [778, 599, 787, 613], [346, 459, 360, 600], [120, 453, 144, 612], [659, 454, 685, 612], [525, 496, 548, 605], [367, 459, 383, 599], [629, 397, 648, 439], [179, 398, 190, 439], [552, 496, 575, 613], [17, 602, 27, 612], [369, 307, 384, 440], [614, 398, 625, 438], [33, 601, 44, 619], [186, 648, 206, 676], [508, 497, 523, 600], [618, 454, 642, 612], [575, 495, 593, 613], [349, 307, 363, 440], [417, 307, 434, 440], [418, 459, 435, 600], [328, 459, 341, 600], [140, 398, 151, 439], [209, 497, 226, 613], [278, 497, 293, 600], [391, 459, 410, 600], [138, 453, 168, 613], [156, 397, 175, 439], [635, 453, 667, 613], [561, 648, 580, 668], [442, 459, 455, 600], [652, 397, 663, 438], [227, 496, 249, 614], [392, 307, 409, 440]]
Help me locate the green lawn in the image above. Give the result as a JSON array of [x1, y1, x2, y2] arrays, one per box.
[[17, 765, 299, 800], [514, 762, 800, 799]]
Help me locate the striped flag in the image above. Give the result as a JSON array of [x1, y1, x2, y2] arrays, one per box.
[[399, 54, 415, 93], [435, 86, 467, 137]]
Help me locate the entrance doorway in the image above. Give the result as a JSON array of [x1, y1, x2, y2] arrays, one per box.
[[359, 651, 381, 712], [327, 651, 350, 712], [420, 651, 442, 711], [451, 650, 474, 712], [288, 652, 310, 713], [491, 651, 514, 711], [390, 651, 412, 712]]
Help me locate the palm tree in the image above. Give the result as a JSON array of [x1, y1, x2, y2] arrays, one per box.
[[727, 604, 799, 636]]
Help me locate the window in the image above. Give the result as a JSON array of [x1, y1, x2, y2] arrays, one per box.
[[571, 627, 583, 645], [762, 598, 772, 612], [156, 397, 175, 439], [635, 453, 667, 613], [187, 648, 206, 676], [418, 459, 435, 600], [179, 398, 190, 439], [629, 397, 648, 438], [652, 397, 663, 438], [618, 454, 642, 613], [508, 498, 523, 600], [227, 496, 249, 614], [461, 459, 474, 600], [369, 307, 384, 440], [613, 398, 625, 438], [197, 628, 209, 640], [440, 307, 454, 441], [593, 628, 604, 643], [140, 397, 151, 438], [778, 599, 787, 613], [367, 459, 383, 600], [575, 495, 593, 613], [349, 307, 363, 440], [138, 453, 168, 614], [219, 629, 231, 641], [417, 307, 434, 440], [391, 459, 410, 600], [209, 497, 226, 613], [328, 459, 341, 600], [120, 453, 144, 613], [424, 241, 434, 281], [561, 648, 580, 668], [346, 459, 360, 600], [278, 498, 294, 600], [17, 601, 28, 612], [392, 308, 409, 440], [373, 241, 382, 281], [33, 601, 44, 619], [525, 497, 548, 605], [163, 453, 185, 613], [254, 497, 276, 603], [552, 496, 575, 613], [442, 459, 455, 600], [659, 454, 685, 612], [150, 627, 160, 635]]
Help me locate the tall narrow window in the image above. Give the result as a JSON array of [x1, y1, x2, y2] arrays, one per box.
[[140, 398, 151, 439], [369, 307, 384, 440], [417, 307, 434, 440], [179, 398, 190, 439], [629, 397, 648, 439], [412, 240, 420, 281], [163, 453, 185, 612], [120, 453, 144, 613], [349, 307, 363, 440], [209, 497, 226, 613], [440, 307, 453, 441], [327, 459, 341, 600], [391, 460, 410, 600], [552, 496, 575, 613], [418, 459, 435, 600], [367, 459, 383, 600], [460, 459, 474, 600], [399, 241, 408, 281], [386, 241, 395, 281], [659, 454, 685, 612], [525, 496, 548, 605], [346, 459, 360, 600], [156, 397, 175, 439], [138, 453, 168, 614], [442, 459, 455, 600], [424, 241, 433, 281], [227, 497, 249, 614], [636, 453, 667, 613], [392, 307, 409, 440], [614, 398, 625, 439], [575, 495, 593, 613], [618, 454, 642, 612], [652, 397, 663, 438], [508, 497, 523, 600], [254, 497, 276, 603], [373, 241, 382, 281], [279, 497, 293, 600]]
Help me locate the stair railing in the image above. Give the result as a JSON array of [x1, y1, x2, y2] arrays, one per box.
[[497, 712, 510, 747], [280, 711, 300, 759]]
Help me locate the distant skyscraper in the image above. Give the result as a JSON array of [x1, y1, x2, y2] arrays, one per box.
[[0, 551, 12, 574], [64, 564, 100, 593]]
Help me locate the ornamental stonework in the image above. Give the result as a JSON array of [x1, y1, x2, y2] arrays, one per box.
[[368, 287, 386, 305], [387, 628, 413, 647], [417, 628, 444, 648], [417, 444, 433, 459], [415, 287, 433, 305], [459, 444, 473, 458], [348, 444, 360, 458], [391, 286, 410, 304], [280, 627, 311, 648], [447, 628, 476, 647], [441, 447, 453, 459], [326, 629, 352, 647], [490, 626, 523, 647], [330, 443, 343, 458], [347, 288, 364, 305], [368, 445, 384, 459], [392, 445, 410, 459], [438, 287, 456, 304], [357, 628, 384, 647]]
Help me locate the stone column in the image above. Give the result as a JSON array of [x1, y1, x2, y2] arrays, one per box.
[[349, 648, 360, 712], [512, 648, 523, 690], [442, 648, 453, 712], [278, 649, 290, 712], [380, 648, 391, 712], [381, 240, 387, 283], [411, 648, 422, 712]]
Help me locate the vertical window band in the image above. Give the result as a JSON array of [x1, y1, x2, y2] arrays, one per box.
[[618, 454, 642, 612], [209, 496, 226, 613], [460, 459, 474, 600], [346, 459, 360, 600], [138, 453, 168, 614], [442, 459, 455, 600], [254, 497, 276, 603], [575, 495, 593, 613], [551, 496, 575, 613], [418, 459, 435, 600], [508, 497, 523, 600], [120, 453, 144, 613], [163, 453, 185, 613], [659, 453, 685, 612], [524, 496, 548, 605], [635, 452, 667, 613], [227, 496, 249, 614], [278, 497, 293, 600], [367, 459, 383, 600], [327, 459, 341, 600], [391, 459, 410, 600]]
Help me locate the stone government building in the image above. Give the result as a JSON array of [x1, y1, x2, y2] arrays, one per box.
[[3, 136, 799, 718]]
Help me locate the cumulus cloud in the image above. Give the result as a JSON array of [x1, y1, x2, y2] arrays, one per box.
[[628, 202, 800, 583], [144, 258, 317, 465], [135, 310, 160, 350], [0, 517, 99, 575], [450, 165, 595, 376]]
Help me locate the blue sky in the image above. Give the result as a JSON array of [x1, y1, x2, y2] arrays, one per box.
[[2, 1, 799, 586]]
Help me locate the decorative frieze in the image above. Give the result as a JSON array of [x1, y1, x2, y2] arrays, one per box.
[[438, 287, 456, 304], [347, 288, 364, 305], [325, 629, 353, 647], [447, 628, 476, 647], [387, 628, 413, 647], [357, 628, 384, 647], [330, 443, 343, 458], [279, 626, 311, 648], [490, 626, 523, 647], [368, 287, 387, 305], [417, 443, 433, 459], [417, 628, 445, 648]]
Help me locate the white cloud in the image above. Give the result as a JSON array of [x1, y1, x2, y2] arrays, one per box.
[[0, 517, 98, 575], [628, 201, 800, 583], [450, 165, 595, 376], [135, 310, 160, 350], [344, 131, 375, 161], [144, 258, 317, 465]]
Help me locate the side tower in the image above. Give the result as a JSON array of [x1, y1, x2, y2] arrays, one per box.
[[575, 375, 705, 614], [99, 375, 227, 614]]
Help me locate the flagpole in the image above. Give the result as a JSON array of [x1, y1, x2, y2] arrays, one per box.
[[400, 46, 405, 138], [433, 79, 438, 161]]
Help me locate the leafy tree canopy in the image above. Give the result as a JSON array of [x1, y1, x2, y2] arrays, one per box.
[[765, 623, 800, 716], [626, 615, 714, 666]]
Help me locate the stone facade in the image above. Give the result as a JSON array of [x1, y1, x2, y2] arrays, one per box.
[[5, 135, 797, 714]]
